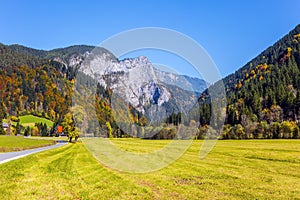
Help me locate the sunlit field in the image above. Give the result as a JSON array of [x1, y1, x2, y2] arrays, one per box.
[[0, 139, 299, 199], [0, 136, 55, 152]]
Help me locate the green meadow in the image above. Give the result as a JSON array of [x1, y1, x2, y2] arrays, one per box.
[[0, 139, 299, 199], [0, 135, 55, 152], [4, 115, 54, 128], [18, 115, 54, 127]]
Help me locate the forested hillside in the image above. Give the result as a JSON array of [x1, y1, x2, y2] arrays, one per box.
[[0, 43, 44, 68], [0, 43, 148, 138], [198, 24, 300, 139], [0, 44, 72, 136], [9, 44, 95, 60]]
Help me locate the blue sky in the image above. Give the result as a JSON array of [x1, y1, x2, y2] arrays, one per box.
[[0, 0, 299, 78]]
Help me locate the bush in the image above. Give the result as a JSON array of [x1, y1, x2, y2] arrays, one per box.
[[11, 116, 20, 122]]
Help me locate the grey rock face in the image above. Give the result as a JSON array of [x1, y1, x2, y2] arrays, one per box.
[[64, 48, 207, 114]]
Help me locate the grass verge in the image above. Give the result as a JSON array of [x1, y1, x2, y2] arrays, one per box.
[[0, 136, 55, 152]]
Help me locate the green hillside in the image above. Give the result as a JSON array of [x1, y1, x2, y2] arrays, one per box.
[[197, 24, 300, 139], [19, 115, 54, 127]]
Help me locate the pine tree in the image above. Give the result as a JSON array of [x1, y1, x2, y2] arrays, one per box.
[[42, 123, 48, 137], [24, 126, 30, 136], [15, 122, 21, 135]]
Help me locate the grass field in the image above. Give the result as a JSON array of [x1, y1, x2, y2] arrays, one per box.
[[19, 115, 54, 127], [4, 115, 54, 127], [32, 136, 69, 141], [0, 136, 55, 152], [0, 139, 299, 199]]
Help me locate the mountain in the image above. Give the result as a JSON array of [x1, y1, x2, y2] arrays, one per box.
[[9, 44, 98, 68], [154, 70, 208, 94], [0, 43, 125, 137], [10, 44, 207, 114], [4, 24, 299, 140], [9, 44, 206, 93], [197, 24, 300, 139], [78, 52, 205, 131], [9, 44, 95, 60], [0, 42, 207, 138]]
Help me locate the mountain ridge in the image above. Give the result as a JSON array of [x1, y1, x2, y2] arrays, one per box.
[[222, 24, 300, 90], [8, 43, 207, 92], [197, 24, 300, 139]]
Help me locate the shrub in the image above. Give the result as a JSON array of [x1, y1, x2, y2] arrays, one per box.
[[11, 116, 20, 122]]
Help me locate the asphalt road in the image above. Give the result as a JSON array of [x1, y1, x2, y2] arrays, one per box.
[[0, 141, 68, 164]]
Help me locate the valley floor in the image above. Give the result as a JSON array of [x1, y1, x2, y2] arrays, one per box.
[[0, 139, 299, 199], [0, 135, 55, 152]]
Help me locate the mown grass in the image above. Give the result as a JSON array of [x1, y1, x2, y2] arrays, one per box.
[[0, 142, 153, 200], [0, 136, 55, 152], [0, 139, 299, 199]]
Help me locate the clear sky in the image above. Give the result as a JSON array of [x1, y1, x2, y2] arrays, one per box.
[[0, 0, 299, 78]]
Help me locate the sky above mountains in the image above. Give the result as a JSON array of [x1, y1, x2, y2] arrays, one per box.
[[1, 0, 299, 78]]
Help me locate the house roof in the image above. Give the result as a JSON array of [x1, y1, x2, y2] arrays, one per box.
[[2, 123, 9, 128]]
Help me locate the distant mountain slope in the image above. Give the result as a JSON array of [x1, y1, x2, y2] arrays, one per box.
[[0, 43, 44, 68], [155, 70, 208, 94], [222, 24, 300, 91], [9, 44, 95, 59], [198, 24, 300, 139], [9, 44, 99, 68], [80, 54, 202, 117], [9, 44, 207, 92], [9, 44, 48, 58], [16, 44, 207, 115]]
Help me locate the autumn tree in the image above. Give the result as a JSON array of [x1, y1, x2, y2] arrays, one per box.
[[292, 125, 299, 139], [280, 121, 294, 139], [62, 113, 79, 142], [234, 124, 245, 139], [106, 121, 113, 138]]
